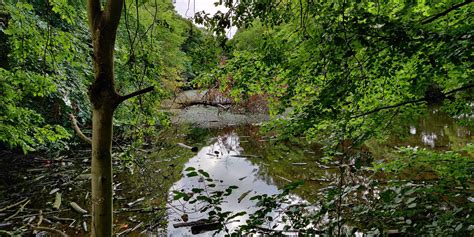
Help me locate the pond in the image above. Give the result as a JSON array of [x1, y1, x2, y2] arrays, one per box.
[[0, 110, 472, 236]]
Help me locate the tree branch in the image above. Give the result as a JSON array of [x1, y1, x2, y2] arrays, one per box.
[[422, 0, 473, 25], [444, 83, 473, 96], [69, 114, 92, 145], [119, 86, 154, 103], [352, 83, 473, 119], [87, 0, 102, 30], [351, 98, 426, 119]]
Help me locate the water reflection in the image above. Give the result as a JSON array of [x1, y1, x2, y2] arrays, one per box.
[[402, 111, 473, 150], [167, 133, 305, 236]]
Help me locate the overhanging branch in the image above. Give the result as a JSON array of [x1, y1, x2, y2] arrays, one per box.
[[351, 98, 426, 119], [119, 86, 154, 103], [422, 0, 473, 25], [69, 114, 92, 145], [352, 83, 473, 119], [444, 83, 474, 96]]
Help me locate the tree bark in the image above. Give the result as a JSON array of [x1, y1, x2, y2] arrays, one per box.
[[91, 107, 114, 236], [87, 1, 122, 236]]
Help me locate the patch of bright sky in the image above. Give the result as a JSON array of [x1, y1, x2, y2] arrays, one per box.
[[173, 0, 237, 38]]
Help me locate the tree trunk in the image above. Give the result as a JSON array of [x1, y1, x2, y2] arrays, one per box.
[[89, 11, 120, 236], [91, 107, 114, 236], [86, 1, 152, 236]]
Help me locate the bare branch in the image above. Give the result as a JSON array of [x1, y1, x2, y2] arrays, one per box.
[[422, 0, 473, 25], [119, 86, 154, 103], [69, 114, 92, 145]]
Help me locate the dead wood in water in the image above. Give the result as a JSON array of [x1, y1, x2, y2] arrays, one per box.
[[28, 224, 68, 237], [291, 162, 307, 166], [4, 199, 30, 221], [173, 219, 221, 235], [0, 198, 29, 212], [230, 154, 260, 158], [69, 202, 87, 214], [115, 207, 162, 213], [173, 219, 217, 228], [177, 143, 198, 152]]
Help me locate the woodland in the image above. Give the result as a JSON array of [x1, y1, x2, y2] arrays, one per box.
[[0, 0, 473, 236]]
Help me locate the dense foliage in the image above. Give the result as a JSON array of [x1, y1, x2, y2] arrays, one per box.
[[0, 0, 219, 153], [197, 0, 473, 146], [0, 0, 472, 235], [189, 0, 474, 235]]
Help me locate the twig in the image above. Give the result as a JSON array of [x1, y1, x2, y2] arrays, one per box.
[[146, 217, 164, 232], [0, 230, 13, 236], [36, 210, 43, 226], [9, 209, 68, 220], [28, 224, 68, 237], [117, 227, 132, 236], [50, 216, 75, 222], [276, 175, 292, 182], [0, 198, 29, 212], [4, 199, 30, 221], [131, 222, 143, 231]]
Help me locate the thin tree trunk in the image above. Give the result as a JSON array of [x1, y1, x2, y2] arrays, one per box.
[[89, 17, 118, 237], [86, 1, 152, 236], [91, 108, 114, 236]]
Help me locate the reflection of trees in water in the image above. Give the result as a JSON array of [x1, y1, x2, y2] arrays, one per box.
[[406, 111, 472, 149], [209, 133, 243, 157]]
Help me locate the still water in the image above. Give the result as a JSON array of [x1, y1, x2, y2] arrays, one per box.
[[164, 111, 472, 236], [167, 133, 307, 236], [0, 111, 471, 236]]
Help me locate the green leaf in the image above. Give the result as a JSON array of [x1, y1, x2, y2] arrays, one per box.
[[186, 172, 198, 177], [198, 169, 210, 178]]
